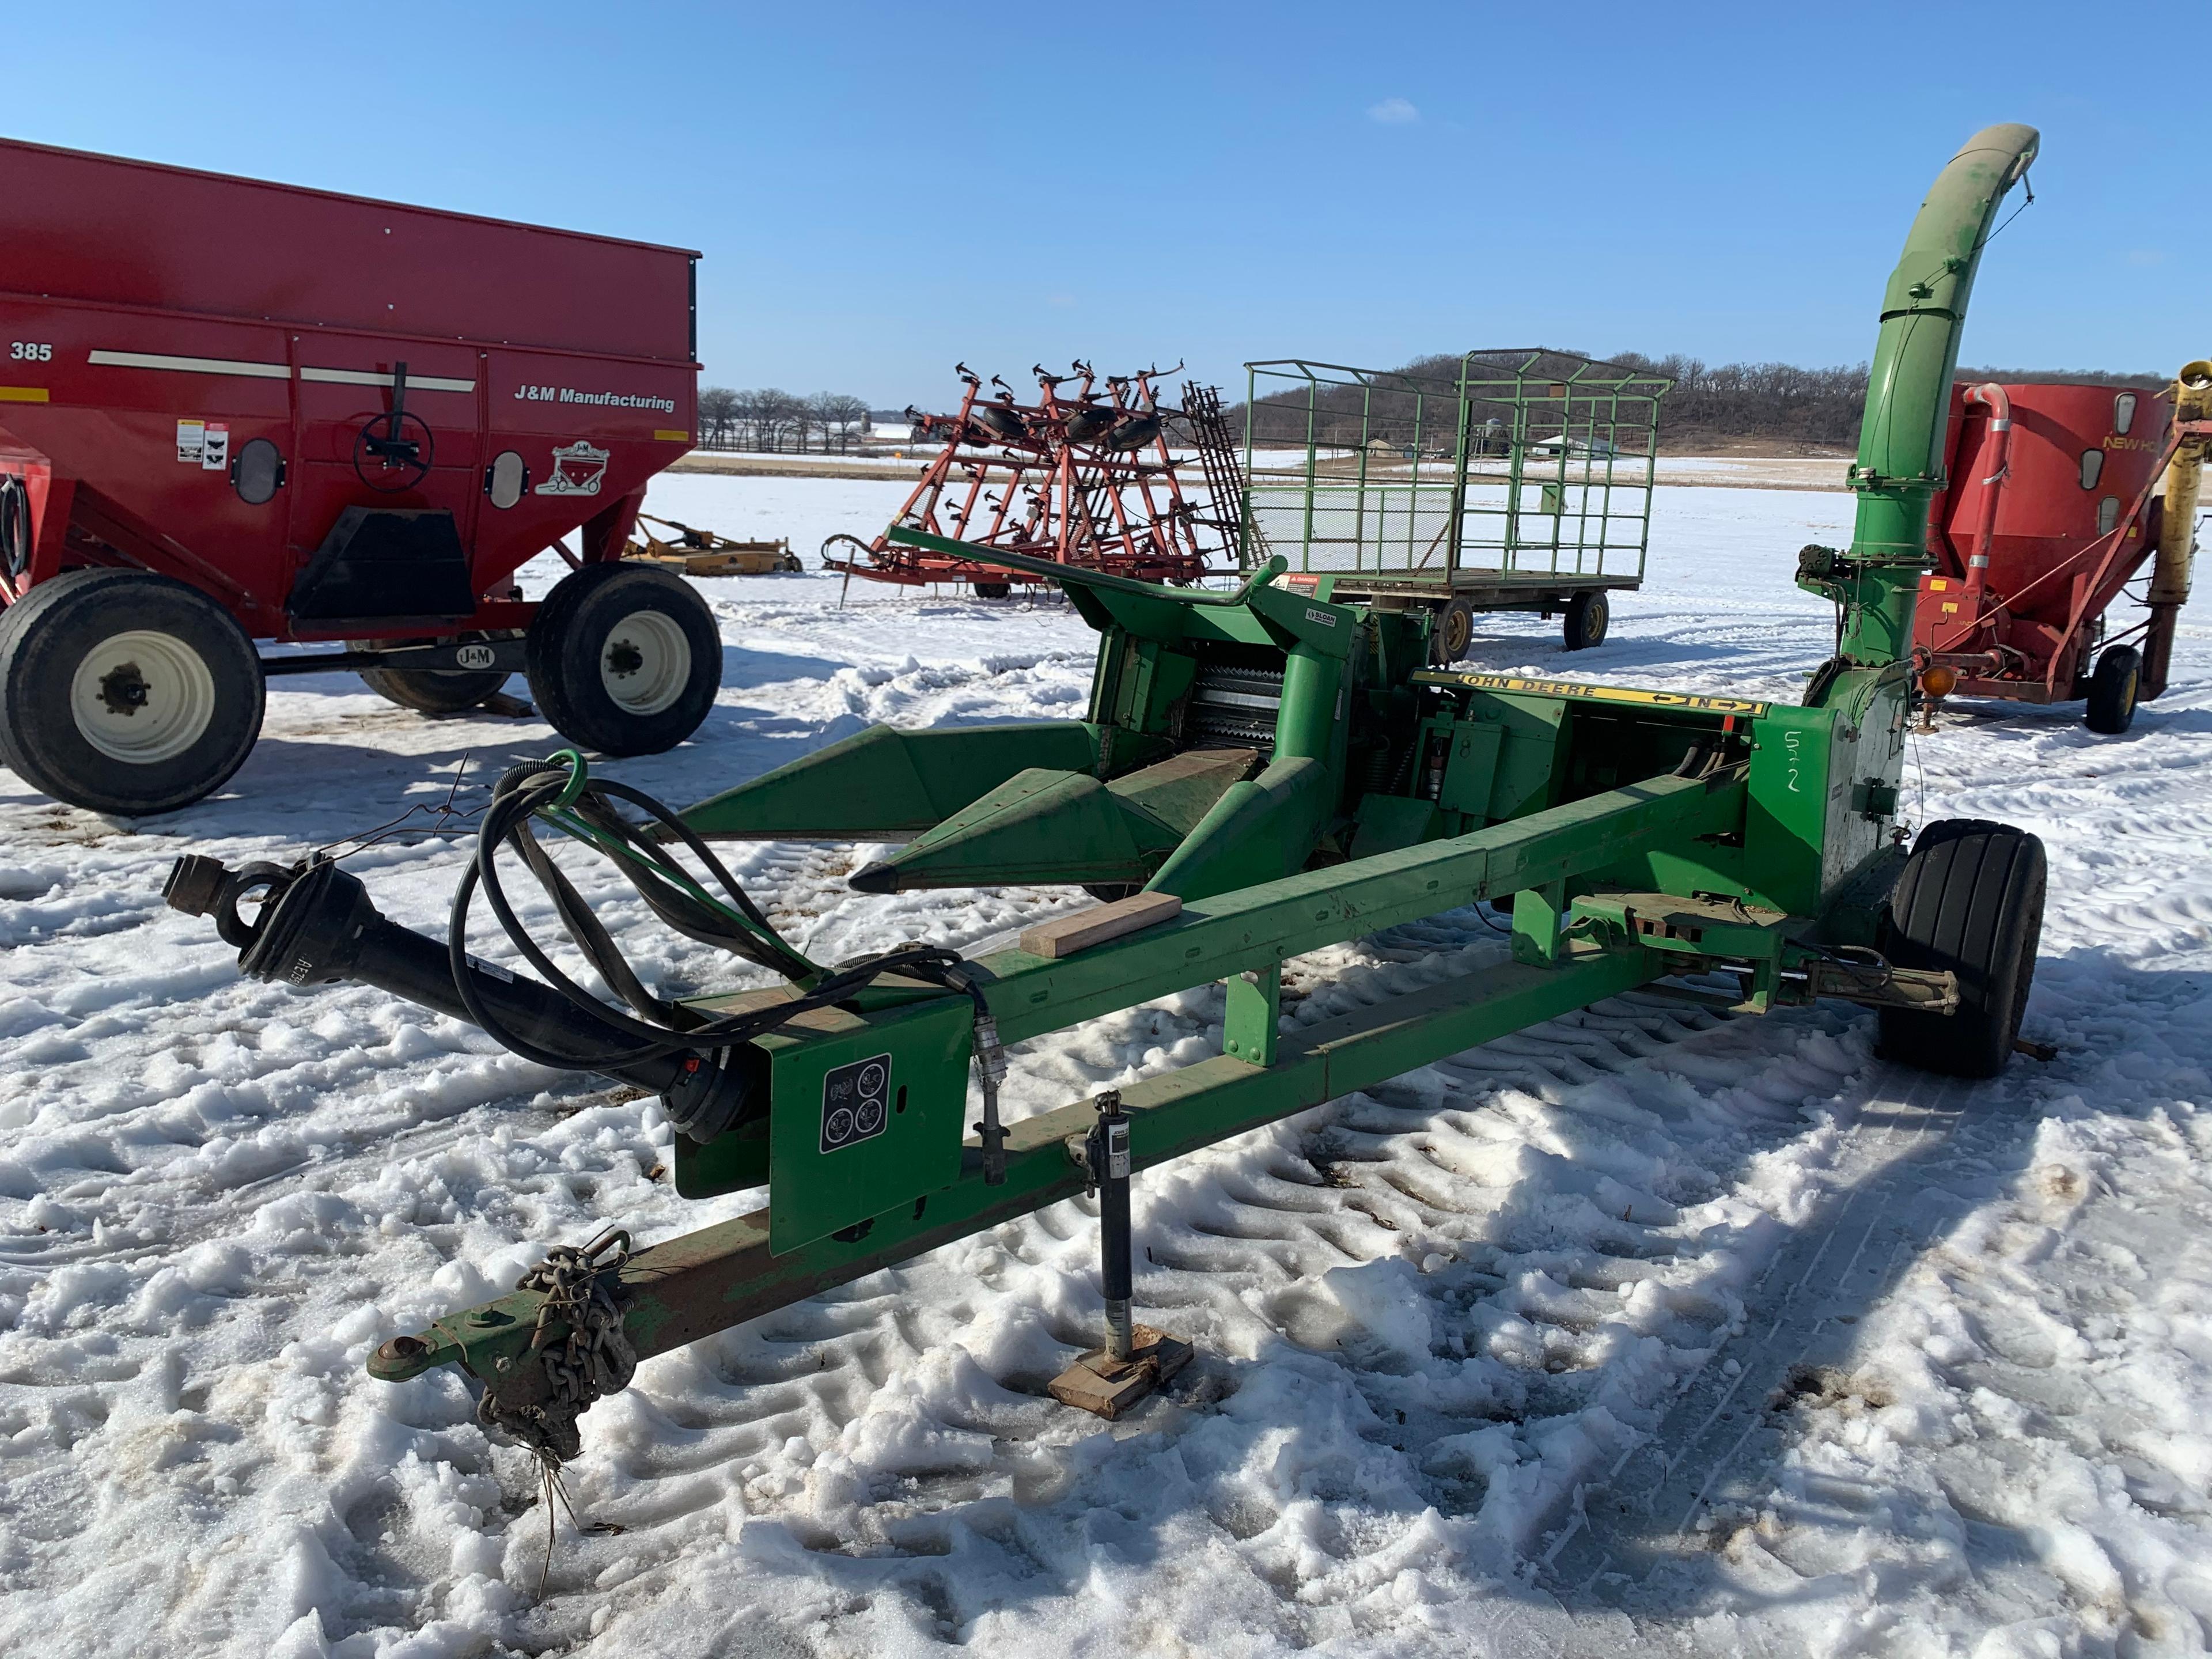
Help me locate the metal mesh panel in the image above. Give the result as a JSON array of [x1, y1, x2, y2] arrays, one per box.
[[1238, 350, 1671, 581]]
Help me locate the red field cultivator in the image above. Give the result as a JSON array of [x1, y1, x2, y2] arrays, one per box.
[[820, 363, 1235, 596]]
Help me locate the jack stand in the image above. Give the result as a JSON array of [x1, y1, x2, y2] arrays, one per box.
[[1048, 1090, 1192, 1420]]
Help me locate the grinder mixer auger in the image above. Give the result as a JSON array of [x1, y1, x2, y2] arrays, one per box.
[[165, 127, 2050, 1457]]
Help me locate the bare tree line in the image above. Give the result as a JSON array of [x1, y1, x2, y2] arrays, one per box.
[[1243, 350, 2167, 453], [1580, 353, 2161, 448], [695, 388, 874, 453]]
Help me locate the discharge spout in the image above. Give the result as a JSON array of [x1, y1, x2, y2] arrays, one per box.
[[1836, 123, 2039, 671]]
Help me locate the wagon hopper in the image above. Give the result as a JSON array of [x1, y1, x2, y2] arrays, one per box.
[[1892, 369, 2209, 733]]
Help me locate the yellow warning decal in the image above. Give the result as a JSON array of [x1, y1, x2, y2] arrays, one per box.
[[654, 429, 690, 443], [1927, 577, 1949, 592], [0, 387, 50, 402], [1411, 668, 1769, 717]]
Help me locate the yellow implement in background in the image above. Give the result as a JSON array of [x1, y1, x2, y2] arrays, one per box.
[[625, 513, 804, 575]]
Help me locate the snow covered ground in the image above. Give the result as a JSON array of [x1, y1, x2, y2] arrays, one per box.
[[3, 475, 2212, 1658]]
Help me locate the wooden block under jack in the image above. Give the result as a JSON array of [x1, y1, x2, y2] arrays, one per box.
[[1047, 1325, 1193, 1420]]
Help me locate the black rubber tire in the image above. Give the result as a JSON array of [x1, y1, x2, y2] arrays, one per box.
[[1564, 590, 1610, 651], [1876, 819, 2046, 1080], [0, 567, 264, 815], [1082, 882, 1141, 903], [2085, 644, 2141, 735], [525, 562, 721, 756], [974, 581, 1012, 600], [1430, 598, 1476, 665], [359, 637, 509, 715]]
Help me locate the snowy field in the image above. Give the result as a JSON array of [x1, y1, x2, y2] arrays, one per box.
[[6, 474, 2212, 1658]]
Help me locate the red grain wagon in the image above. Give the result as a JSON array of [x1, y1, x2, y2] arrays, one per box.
[[0, 138, 719, 814]]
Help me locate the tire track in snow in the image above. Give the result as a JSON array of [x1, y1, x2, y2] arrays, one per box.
[[1542, 1069, 2000, 1601]]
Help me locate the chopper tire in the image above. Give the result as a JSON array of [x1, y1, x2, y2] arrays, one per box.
[[2085, 644, 2141, 735], [1430, 598, 1476, 665], [0, 567, 264, 815], [525, 562, 721, 757], [1564, 589, 1609, 651], [1876, 819, 2046, 1080]]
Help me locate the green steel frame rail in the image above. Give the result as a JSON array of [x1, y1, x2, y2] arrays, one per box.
[[372, 766, 1746, 1385]]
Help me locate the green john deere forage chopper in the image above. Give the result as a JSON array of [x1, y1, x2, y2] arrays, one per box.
[[165, 125, 2050, 1455]]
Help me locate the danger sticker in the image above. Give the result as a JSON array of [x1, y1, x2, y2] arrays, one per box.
[[176, 420, 230, 470]]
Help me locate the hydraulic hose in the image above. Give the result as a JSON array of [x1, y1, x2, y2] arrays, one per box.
[[165, 754, 1013, 1175]]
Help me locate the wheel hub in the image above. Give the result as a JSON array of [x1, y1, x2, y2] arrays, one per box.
[[599, 610, 691, 717], [70, 630, 217, 763], [99, 662, 151, 715]]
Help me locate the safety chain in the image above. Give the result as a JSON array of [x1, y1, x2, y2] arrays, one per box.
[[475, 1226, 638, 1465]]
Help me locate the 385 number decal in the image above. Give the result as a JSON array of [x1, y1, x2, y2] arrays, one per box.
[[9, 343, 51, 362]]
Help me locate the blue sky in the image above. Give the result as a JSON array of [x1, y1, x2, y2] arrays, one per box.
[[12, 3, 2205, 407]]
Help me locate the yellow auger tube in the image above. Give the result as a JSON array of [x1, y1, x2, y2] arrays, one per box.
[[2152, 361, 2211, 606]]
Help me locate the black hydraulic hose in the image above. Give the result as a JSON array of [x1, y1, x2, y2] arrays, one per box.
[[450, 763, 979, 1070], [167, 757, 1010, 1161]]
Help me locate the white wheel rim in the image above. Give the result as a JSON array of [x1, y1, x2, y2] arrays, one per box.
[[600, 609, 691, 716], [69, 629, 217, 763]]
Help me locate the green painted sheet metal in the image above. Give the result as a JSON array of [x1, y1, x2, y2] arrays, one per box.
[[1145, 756, 1335, 900], [1836, 123, 2039, 668], [859, 766, 1184, 891], [679, 721, 1103, 839], [1109, 747, 1264, 835]]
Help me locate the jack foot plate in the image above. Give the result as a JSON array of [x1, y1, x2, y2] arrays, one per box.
[[1047, 1324, 1192, 1420]]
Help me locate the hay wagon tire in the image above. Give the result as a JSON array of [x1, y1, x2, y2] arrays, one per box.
[[1429, 597, 1477, 665], [1563, 589, 1610, 651]]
